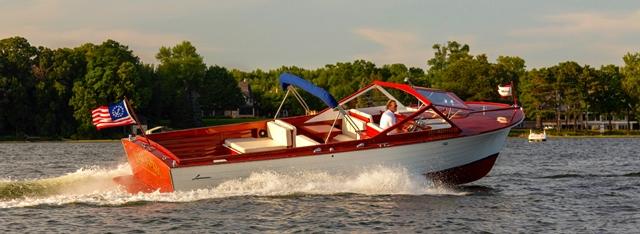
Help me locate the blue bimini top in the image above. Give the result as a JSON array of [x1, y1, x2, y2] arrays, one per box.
[[278, 73, 338, 109]]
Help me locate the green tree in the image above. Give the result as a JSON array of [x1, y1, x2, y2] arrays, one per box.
[[621, 52, 640, 128], [155, 41, 206, 128], [199, 65, 244, 115], [579, 65, 599, 129], [590, 65, 626, 130], [519, 68, 554, 128], [548, 62, 583, 131], [427, 41, 472, 90], [318, 60, 378, 100], [0, 37, 37, 137], [426, 41, 493, 100], [31, 47, 87, 137]]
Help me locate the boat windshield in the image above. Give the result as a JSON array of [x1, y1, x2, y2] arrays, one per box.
[[416, 89, 468, 109]]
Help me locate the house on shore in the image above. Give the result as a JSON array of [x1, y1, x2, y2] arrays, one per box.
[[520, 113, 637, 131], [225, 79, 256, 118], [543, 113, 637, 131]]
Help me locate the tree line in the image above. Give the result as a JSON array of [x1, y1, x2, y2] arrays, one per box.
[[0, 37, 244, 139], [1, 37, 639, 139]]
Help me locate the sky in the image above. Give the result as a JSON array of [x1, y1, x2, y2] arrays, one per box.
[[1, 0, 639, 71]]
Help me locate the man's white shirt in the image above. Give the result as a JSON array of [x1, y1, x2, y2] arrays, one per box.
[[380, 109, 396, 130]]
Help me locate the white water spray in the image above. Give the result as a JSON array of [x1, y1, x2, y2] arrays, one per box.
[[0, 164, 468, 208]]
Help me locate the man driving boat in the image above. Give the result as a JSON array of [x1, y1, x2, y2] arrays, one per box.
[[380, 100, 398, 132], [380, 100, 424, 133]]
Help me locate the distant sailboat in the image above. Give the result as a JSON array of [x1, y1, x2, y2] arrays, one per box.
[[528, 129, 547, 142]]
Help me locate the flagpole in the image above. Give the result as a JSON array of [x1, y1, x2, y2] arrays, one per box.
[[511, 81, 518, 107], [124, 96, 151, 146]]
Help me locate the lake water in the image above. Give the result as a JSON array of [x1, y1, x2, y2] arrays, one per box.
[[1, 138, 639, 233]]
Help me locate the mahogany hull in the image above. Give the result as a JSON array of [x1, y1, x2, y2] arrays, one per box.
[[114, 79, 526, 193]]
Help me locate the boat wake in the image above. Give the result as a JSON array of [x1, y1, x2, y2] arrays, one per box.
[[1, 164, 468, 208], [539, 172, 640, 179]]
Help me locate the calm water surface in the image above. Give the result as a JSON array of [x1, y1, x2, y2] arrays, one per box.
[[1, 138, 639, 233]]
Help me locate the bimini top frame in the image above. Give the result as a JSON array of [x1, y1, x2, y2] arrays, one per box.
[[279, 73, 338, 108], [274, 73, 340, 119], [274, 73, 362, 143]]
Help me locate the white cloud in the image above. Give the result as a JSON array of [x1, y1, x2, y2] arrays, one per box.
[[504, 9, 640, 67], [510, 10, 640, 37], [353, 27, 431, 68]]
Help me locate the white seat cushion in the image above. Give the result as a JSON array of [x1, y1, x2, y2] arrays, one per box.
[[224, 138, 286, 153], [295, 135, 320, 147], [224, 121, 293, 154]]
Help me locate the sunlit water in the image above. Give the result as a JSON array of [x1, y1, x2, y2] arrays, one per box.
[[1, 138, 638, 232]]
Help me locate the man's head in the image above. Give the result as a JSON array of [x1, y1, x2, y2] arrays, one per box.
[[386, 100, 397, 112]]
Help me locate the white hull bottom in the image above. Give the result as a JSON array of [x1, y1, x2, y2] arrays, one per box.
[[170, 128, 511, 191]]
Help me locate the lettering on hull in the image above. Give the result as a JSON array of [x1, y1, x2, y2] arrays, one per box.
[[192, 174, 212, 180]]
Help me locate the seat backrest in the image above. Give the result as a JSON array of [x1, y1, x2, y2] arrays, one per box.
[[275, 119, 297, 146], [348, 109, 373, 123], [342, 117, 367, 139], [267, 121, 292, 146], [366, 122, 384, 137]]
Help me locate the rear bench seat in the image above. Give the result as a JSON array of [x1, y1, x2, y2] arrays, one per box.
[[225, 121, 292, 153]]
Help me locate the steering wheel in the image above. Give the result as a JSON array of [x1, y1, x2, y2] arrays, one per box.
[[400, 121, 417, 132], [405, 119, 431, 132]]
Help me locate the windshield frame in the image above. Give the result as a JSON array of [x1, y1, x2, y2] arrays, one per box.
[[414, 87, 471, 110]]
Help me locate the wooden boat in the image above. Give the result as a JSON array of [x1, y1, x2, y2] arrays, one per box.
[[114, 73, 524, 193]]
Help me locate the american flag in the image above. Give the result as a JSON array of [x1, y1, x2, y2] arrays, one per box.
[[498, 84, 512, 97], [92, 99, 136, 130]]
